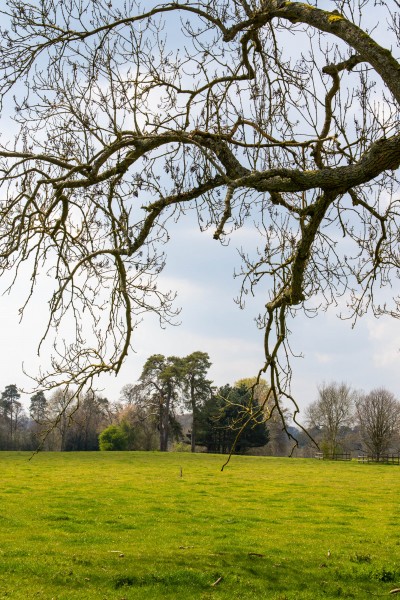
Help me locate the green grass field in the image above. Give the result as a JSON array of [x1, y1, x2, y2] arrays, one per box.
[[0, 452, 399, 599]]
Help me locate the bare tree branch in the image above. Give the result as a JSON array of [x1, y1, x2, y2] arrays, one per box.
[[0, 0, 398, 432]]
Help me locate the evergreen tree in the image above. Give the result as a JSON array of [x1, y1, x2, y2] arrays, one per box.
[[29, 391, 47, 422], [197, 384, 269, 454], [181, 352, 212, 452], [140, 354, 183, 451], [1, 384, 22, 448]]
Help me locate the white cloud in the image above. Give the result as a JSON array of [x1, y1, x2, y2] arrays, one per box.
[[99, 318, 265, 401], [158, 274, 207, 303], [367, 318, 400, 368], [314, 352, 333, 365]]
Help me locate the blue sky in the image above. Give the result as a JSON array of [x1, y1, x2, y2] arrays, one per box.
[[0, 1, 399, 419], [1, 210, 398, 419], [117, 217, 400, 415]]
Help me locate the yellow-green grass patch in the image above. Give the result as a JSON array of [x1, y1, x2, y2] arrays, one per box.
[[0, 452, 399, 599]]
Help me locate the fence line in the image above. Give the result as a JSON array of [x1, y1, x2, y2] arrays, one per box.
[[357, 454, 400, 464], [314, 452, 351, 461]]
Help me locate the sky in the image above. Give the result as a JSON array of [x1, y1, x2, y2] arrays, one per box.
[[1, 211, 399, 420], [89, 224, 400, 412], [0, 1, 399, 420]]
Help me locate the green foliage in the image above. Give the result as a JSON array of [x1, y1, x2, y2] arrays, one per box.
[[98, 425, 129, 451], [29, 391, 47, 421], [1, 383, 21, 407], [0, 383, 23, 449], [181, 352, 212, 451], [172, 441, 191, 452], [140, 354, 183, 451], [119, 419, 136, 450], [197, 383, 269, 453]]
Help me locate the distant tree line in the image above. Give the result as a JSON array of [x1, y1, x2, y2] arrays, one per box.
[[301, 383, 400, 460], [1, 360, 399, 458], [0, 352, 271, 454], [99, 355, 271, 454], [0, 385, 113, 451]]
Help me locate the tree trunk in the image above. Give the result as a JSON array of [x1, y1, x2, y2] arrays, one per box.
[[190, 379, 196, 453], [159, 393, 171, 452]]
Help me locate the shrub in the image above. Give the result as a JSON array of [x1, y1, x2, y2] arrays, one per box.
[[99, 425, 129, 451], [172, 441, 191, 452]]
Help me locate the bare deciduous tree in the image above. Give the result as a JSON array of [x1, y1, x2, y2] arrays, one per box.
[[119, 382, 160, 450], [356, 388, 400, 460], [0, 1, 399, 435], [306, 382, 355, 457], [42, 388, 79, 451], [117, 403, 159, 451]]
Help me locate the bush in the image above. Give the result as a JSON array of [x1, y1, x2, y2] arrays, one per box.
[[172, 441, 191, 452], [99, 425, 129, 451]]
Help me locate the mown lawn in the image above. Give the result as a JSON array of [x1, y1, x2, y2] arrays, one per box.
[[0, 452, 399, 599]]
